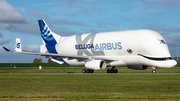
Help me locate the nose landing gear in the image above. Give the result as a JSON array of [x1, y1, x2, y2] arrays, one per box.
[[152, 67, 157, 74]]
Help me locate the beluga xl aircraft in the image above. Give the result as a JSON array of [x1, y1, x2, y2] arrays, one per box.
[[3, 20, 177, 74]]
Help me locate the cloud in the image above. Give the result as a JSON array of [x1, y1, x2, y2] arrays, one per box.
[[162, 0, 180, 8], [0, 0, 35, 34], [139, 0, 157, 4], [0, 32, 2, 37], [63, 0, 86, 6], [50, 26, 78, 36], [0, 19, 79, 36], [97, 20, 106, 28], [0, 32, 12, 45], [115, 1, 124, 6], [46, 19, 87, 26], [26, 9, 47, 17], [25, 44, 40, 51], [0, 38, 12, 45], [52, 0, 106, 17], [139, 0, 180, 10], [2, 23, 17, 29], [125, 18, 133, 21], [0, 22, 40, 35], [165, 35, 180, 57], [145, 24, 180, 35], [165, 36, 180, 47], [0, 0, 27, 23]]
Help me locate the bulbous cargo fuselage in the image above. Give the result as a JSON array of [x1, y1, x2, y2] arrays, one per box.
[[56, 29, 177, 68]]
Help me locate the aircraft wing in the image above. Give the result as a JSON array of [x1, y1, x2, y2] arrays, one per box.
[[3, 47, 116, 62]]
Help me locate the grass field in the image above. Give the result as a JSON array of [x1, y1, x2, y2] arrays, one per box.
[[0, 74, 180, 101], [0, 67, 180, 100], [0, 67, 180, 73]]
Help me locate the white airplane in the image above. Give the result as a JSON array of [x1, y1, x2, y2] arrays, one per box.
[[3, 20, 177, 73]]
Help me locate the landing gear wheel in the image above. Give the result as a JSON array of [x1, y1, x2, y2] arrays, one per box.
[[107, 67, 118, 73], [82, 69, 86, 73], [89, 69, 94, 73], [152, 70, 156, 74], [107, 69, 110, 73], [86, 69, 90, 73], [82, 69, 94, 73], [111, 69, 114, 73], [114, 69, 118, 73]]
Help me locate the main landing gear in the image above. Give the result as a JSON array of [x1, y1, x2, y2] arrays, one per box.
[[82, 69, 94, 73], [152, 67, 157, 74], [107, 66, 118, 73]]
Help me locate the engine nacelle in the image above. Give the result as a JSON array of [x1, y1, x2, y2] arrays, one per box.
[[85, 60, 106, 70], [127, 65, 148, 70]]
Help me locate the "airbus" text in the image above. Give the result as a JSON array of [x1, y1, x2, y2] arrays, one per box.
[[75, 42, 122, 51]]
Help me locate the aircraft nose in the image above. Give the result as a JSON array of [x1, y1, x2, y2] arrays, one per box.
[[166, 60, 177, 68]]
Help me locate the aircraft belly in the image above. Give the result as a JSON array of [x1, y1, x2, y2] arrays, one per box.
[[119, 56, 139, 65], [63, 58, 84, 66]]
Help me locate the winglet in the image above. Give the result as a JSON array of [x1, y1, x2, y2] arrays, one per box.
[[3, 47, 11, 52], [15, 38, 22, 52]]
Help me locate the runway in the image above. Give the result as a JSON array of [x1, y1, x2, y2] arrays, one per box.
[[1, 73, 180, 74]]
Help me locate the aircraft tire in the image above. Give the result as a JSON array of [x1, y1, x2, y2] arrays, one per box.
[[89, 69, 93, 73], [152, 70, 156, 74], [82, 69, 86, 73], [111, 69, 114, 73], [107, 69, 110, 73], [91, 69, 94, 73], [114, 69, 118, 73], [86, 69, 90, 73]]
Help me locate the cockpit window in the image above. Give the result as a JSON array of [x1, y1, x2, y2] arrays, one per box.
[[138, 54, 173, 61], [158, 39, 166, 44]]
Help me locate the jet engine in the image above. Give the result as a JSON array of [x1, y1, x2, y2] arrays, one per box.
[[85, 60, 106, 70], [127, 65, 148, 70]]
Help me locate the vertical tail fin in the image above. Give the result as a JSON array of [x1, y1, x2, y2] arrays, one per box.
[[38, 20, 66, 64], [15, 38, 22, 52], [38, 20, 61, 53]]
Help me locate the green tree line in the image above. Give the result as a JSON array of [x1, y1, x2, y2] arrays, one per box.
[[33, 58, 54, 63]]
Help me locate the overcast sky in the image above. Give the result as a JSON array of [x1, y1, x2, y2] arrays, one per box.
[[0, 0, 180, 63]]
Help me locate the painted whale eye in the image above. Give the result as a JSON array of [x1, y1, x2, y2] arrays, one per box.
[[158, 39, 166, 44], [127, 48, 133, 54], [161, 40, 166, 44]]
